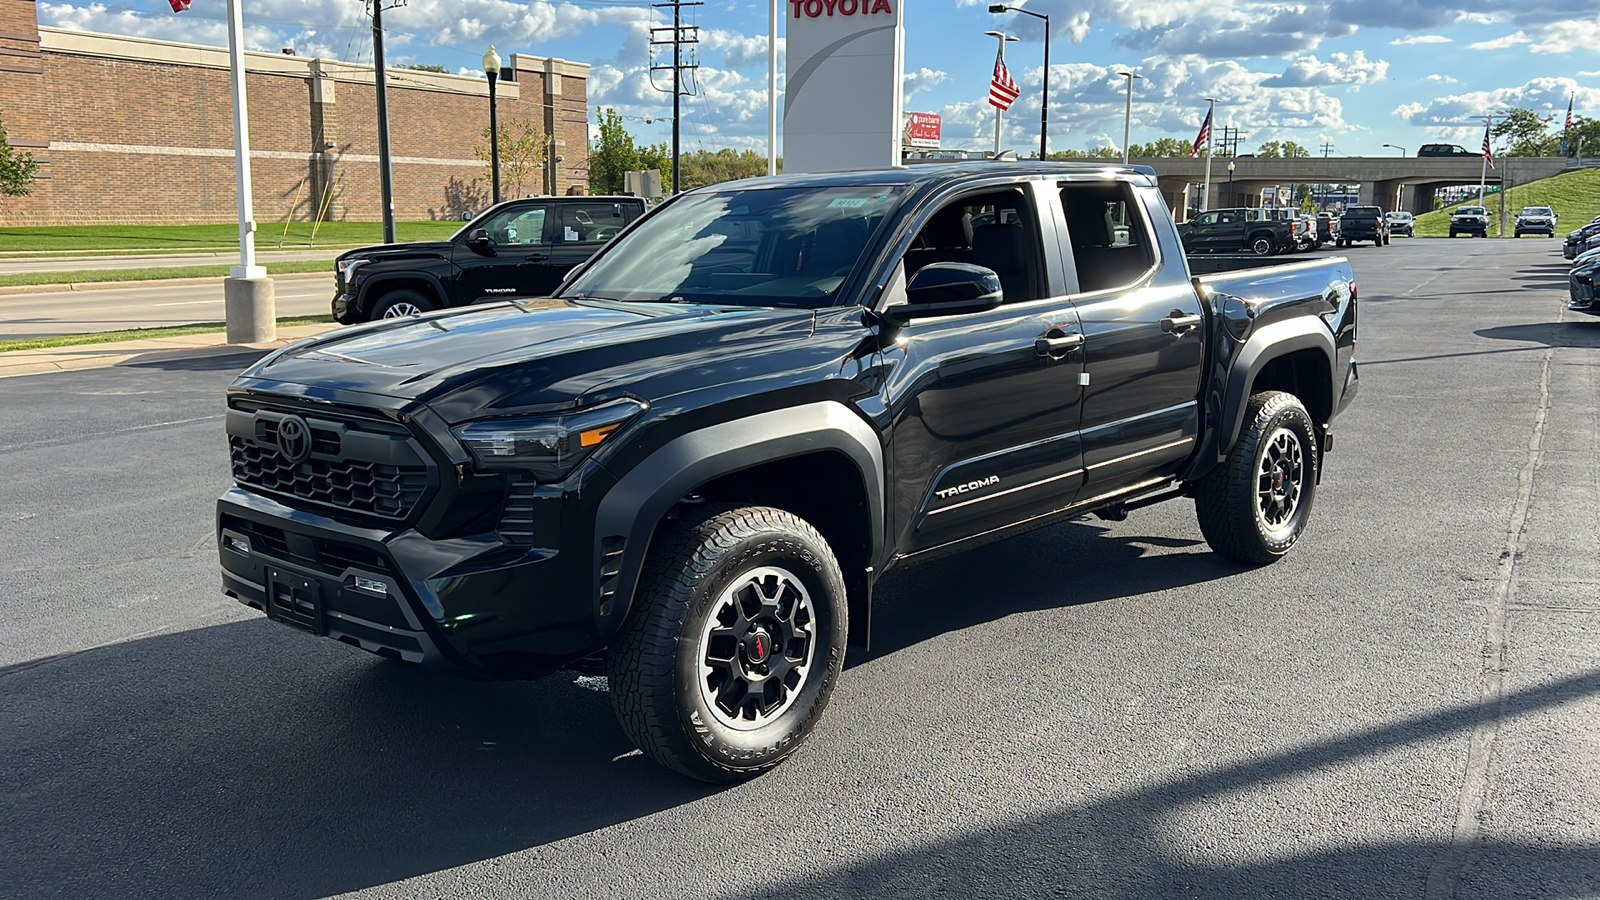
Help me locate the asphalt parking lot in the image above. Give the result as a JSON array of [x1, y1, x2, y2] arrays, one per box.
[[1, 238, 1596, 899]]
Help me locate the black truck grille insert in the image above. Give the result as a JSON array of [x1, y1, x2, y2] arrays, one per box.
[[227, 404, 435, 521]]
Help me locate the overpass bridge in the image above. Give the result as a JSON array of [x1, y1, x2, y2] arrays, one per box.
[[1131, 156, 1571, 219]]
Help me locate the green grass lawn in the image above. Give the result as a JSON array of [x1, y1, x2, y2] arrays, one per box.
[[0, 221, 463, 253], [1413, 168, 1600, 238], [0, 315, 336, 353], [0, 259, 330, 288]]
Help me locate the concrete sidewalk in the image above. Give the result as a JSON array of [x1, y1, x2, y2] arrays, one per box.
[[0, 322, 343, 379]]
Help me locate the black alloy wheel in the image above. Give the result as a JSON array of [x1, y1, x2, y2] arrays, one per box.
[[1194, 391, 1319, 564], [1251, 235, 1276, 256], [609, 505, 847, 782]]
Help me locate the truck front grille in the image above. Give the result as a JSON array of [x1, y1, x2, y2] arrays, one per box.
[[226, 403, 437, 522]]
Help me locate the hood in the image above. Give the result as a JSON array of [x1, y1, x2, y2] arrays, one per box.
[[338, 241, 457, 265], [238, 300, 821, 419]]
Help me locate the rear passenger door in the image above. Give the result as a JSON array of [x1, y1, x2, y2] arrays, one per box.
[[1057, 179, 1206, 500], [546, 200, 640, 290]]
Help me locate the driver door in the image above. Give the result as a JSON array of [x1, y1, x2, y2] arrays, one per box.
[[453, 201, 554, 301]]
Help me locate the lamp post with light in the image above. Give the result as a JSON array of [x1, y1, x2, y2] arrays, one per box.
[[1227, 159, 1235, 207], [1382, 143, 1405, 156], [1117, 70, 1142, 164], [988, 4, 1048, 159], [483, 45, 502, 205], [984, 31, 1018, 155]]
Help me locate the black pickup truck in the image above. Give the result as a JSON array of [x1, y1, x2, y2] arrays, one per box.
[[331, 196, 647, 323], [218, 163, 1359, 782], [1338, 205, 1389, 247], [1176, 207, 1295, 256]]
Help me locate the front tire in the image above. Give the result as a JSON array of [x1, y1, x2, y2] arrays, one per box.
[[609, 506, 848, 783], [1250, 236, 1276, 256], [369, 289, 436, 321], [1194, 391, 1319, 565]]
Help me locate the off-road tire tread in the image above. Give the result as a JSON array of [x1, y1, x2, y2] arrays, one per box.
[[609, 505, 845, 783], [1193, 391, 1318, 565]]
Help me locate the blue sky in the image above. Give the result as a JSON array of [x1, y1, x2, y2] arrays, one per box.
[[38, 0, 1600, 157]]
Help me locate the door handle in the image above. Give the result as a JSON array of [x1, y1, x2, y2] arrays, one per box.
[[524, 254, 549, 262], [1035, 331, 1084, 358], [1161, 311, 1203, 335]]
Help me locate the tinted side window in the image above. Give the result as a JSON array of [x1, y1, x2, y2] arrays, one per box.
[[903, 187, 1046, 303], [1059, 182, 1156, 294], [560, 202, 633, 243], [479, 204, 549, 245]]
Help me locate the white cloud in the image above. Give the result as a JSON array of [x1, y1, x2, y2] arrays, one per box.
[[1393, 77, 1600, 143], [1426, 75, 1458, 83], [1467, 31, 1530, 50], [1263, 51, 1388, 89], [902, 67, 947, 101], [1390, 35, 1451, 45]]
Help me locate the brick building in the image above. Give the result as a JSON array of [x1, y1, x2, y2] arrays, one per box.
[[0, 0, 590, 225]]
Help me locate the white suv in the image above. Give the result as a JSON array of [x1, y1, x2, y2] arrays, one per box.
[[1515, 206, 1557, 238]]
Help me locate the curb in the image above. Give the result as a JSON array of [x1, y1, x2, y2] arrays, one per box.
[[0, 270, 331, 296]]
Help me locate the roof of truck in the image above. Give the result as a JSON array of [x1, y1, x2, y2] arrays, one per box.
[[690, 162, 1159, 193]]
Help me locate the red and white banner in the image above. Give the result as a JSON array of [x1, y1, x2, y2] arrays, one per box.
[[903, 112, 941, 148]]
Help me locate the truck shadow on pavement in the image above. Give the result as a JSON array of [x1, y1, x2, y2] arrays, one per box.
[[727, 669, 1600, 900]]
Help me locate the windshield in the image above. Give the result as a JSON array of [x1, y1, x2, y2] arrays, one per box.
[[1522, 207, 1552, 216], [1458, 207, 1486, 216], [562, 185, 903, 308]]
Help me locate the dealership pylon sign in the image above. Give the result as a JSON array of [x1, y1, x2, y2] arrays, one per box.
[[783, 0, 904, 172]]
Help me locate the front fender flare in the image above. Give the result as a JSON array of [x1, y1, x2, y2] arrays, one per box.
[[592, 401, 884, 635]]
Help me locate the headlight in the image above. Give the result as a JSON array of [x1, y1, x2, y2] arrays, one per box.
[[451, 398, 646, 479], [336, 258, 368, 283]]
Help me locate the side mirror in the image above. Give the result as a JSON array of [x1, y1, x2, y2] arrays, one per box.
[[889, 262, 1003, 323], [466, 228, 493, 253]]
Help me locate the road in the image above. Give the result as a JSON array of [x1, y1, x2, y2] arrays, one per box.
[[0, 238, 1595, 899], [0, 275, 335, 337]]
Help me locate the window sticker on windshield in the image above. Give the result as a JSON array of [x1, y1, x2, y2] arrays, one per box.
[[827, 195, 890, 209]]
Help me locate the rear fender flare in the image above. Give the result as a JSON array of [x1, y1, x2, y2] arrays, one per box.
[[592, 401, 884, 635], [1209, 317, 1335, 467]]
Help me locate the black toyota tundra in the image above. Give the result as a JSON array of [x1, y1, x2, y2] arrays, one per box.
[[218, 163, 1359, 782]]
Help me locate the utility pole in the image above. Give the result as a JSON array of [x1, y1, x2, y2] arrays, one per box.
[[369, 0, 405, 243], [651, 1, 700, 194]]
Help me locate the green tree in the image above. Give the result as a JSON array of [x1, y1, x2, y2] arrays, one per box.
[[475, 117, 547, 198], [1256, 141, 1312, 158], [1044, 146, 1119, 160], [677, 148, 771, 190], [1493, 107, 1558, 156], [589, 108, 672, 195], [1563, 115, 1600, 158], [1127, 138, 1192, 158], [0, 117, 38, 205]]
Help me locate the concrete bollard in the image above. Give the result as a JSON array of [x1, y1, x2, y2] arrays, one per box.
[[224, 275, 276, 344]]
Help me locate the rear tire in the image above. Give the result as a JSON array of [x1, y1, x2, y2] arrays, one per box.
[[1250, 235, 1275, 256], [609, 506, 848, 783], [369, 289, 436, 321], [1194, 391, 1319, 565]]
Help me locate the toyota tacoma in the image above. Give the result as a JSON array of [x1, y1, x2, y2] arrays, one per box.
[[218, 163, 1359, 782]]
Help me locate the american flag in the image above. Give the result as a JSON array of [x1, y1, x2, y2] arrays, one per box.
[[1190, 107, 1213, 158], [989, 49, 1020, 111], [1482, 122, 1495, 170], [167, 0, 190, 10], [1561, 93, 1574, 155]]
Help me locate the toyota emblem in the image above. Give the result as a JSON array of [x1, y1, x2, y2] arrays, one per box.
[[276, 415, 312, 462]]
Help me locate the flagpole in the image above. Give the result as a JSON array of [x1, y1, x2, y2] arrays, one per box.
[[767, 0, 777, 176], [1478, 119, 1490, 203], [1201, 98, 1216, 211]]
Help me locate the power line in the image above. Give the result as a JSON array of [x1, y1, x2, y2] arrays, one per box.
[[649, 0, 700, 193]]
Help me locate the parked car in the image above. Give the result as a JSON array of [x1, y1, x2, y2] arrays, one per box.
[[1315, 212, 1341, 246], [1385, 211, 1415, 237], [1177, 207, 1294, 255], [1418, 143, 1475, 157], [1449, 205, 1490, 238], [331, 196, 649, 324], [1567, 224, 1600, 260], [1568, 247, 1600, 316], [218, 162, 1358, 782], [1339, 205, 1389, 247], [1515, 206, 1557, 238]]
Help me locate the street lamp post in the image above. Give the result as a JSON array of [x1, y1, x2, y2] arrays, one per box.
[[1381, 143, 1405, 156], [1227, 159, 1235, 207], [1117, 70, 1142, 165], [989, 5, 1048, 159], [483, 46, 502, 205], [985, 31, 1019, 155]]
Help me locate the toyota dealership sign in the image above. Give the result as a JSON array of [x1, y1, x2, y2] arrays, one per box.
[[783, 0, 904, 172]]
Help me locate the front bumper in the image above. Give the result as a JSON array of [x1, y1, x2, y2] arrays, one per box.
[[1516, 221, 1555, 235], [1451, 221, 1487, 235], [1570, 275, 1599, 314], [331, 289, 359, 324], [218, 486, 602, 680]]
